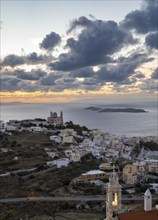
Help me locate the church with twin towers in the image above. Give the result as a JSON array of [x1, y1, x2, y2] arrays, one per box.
[[47, 110, 63, 126]]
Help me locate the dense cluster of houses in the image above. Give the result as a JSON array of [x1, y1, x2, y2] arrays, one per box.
[[38, 125, 158, 192], [1, 110, 158, 195]]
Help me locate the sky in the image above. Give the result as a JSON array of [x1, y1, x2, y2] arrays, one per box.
[[0, 0, 158, 103]]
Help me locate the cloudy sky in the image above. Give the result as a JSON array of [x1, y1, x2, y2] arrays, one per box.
[[1, 0, 158, 103]]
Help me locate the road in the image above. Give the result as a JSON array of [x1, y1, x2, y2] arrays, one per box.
[[0, 195, 157, 203]]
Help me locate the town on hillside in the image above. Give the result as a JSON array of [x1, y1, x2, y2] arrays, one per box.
[[0, 110, 158, 219]]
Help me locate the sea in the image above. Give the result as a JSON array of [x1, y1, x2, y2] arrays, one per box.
[[0, 101, 157, 137]]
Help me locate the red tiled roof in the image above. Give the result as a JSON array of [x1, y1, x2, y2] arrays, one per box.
[[118, 209, 158, 220]]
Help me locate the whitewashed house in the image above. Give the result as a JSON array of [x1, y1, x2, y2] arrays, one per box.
[[81, 138, 95, 148], [60, 129, 75, 136], [150, 183, 158, 194], [70, 152, 81, 162], [65, 150, 81, 162], [91, 149, 101, 158], [53, 158, 70, 168], [1, 148, 10, 153], [62, 135, 76, 144], [145, 160, 158, 174], [47, 152, 57, 158], [46, 161, 55, 167], [50, 135, 62, 143], [93, 135, 102, 145], [105, 149, 119, 158], [29, 126, 43, 132], [6, 124, 19, 131]]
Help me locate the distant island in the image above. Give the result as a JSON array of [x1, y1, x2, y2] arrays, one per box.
[[85, 107, 148, 113], [85, 107, 102, 111]]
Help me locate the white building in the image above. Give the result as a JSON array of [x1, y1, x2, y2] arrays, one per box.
[[1, 148, 10, 153], [62, 135, 76, 144], [145, 160, 158, 174], [70, 152, 80, 162], [150, 183, 158, 194], [106, 149, 119, 158], [53, 158, 70, 168], [111, 139, 120, 148], [91, 149, 101, 158], [6, 124, 19, 131], [65, 150, 81, 162], [50, 135, 62, 143], [93, 135, 102, 145], [29, 126, 43, 132], [123, 162, 146, 184], [46, 151, 57, 159], [81, 138, 95, 148]]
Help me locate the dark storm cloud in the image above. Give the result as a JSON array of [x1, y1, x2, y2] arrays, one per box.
[[40, 32, 61, 51], [2, 69, 47, 81], [70, 67, 95, 78], [145, 32, 158, 49], [26, 52, 53, 64], [1, 2, 157, 94], [96, 65, 132, 83], [70, 53, 150, 84], [1, 77, 21, 91], [121, 0, 158, 34], [140, 80, 158, 91], [151, 68, 158, 79], [1, 69, 47, 84], [80, 78, 96, 85], [1, 53, 53, 67], [67, 16, 92, 33], [0, 69, 60, 92], [16, 69, 47, 81], [117, 53, 154, 64], [40, 72, 63, 86], [49, 17, 137, 71], [0, 75, 40, 92], [97, 53, 152, 83], [117, 50, 154, 63], [49, 77, 78, 92], [1, 54, 24, 67]]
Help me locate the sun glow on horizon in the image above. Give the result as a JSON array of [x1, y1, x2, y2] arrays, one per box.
[[1, 85, 154, 103]]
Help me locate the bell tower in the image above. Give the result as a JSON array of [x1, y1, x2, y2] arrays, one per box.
[[106, 169, 122, 220]]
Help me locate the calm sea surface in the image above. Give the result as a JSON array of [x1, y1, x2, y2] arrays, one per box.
[[0, 102, 157, 137]]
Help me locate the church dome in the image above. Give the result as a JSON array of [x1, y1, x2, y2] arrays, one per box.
[[53, 112, 57, 117]]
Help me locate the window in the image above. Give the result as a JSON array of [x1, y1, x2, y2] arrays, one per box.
[[112, 193, 118, 206]]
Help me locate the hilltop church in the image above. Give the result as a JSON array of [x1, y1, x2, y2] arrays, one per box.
[[105, 169, 158, 220], [47, 110, 63, 126]]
